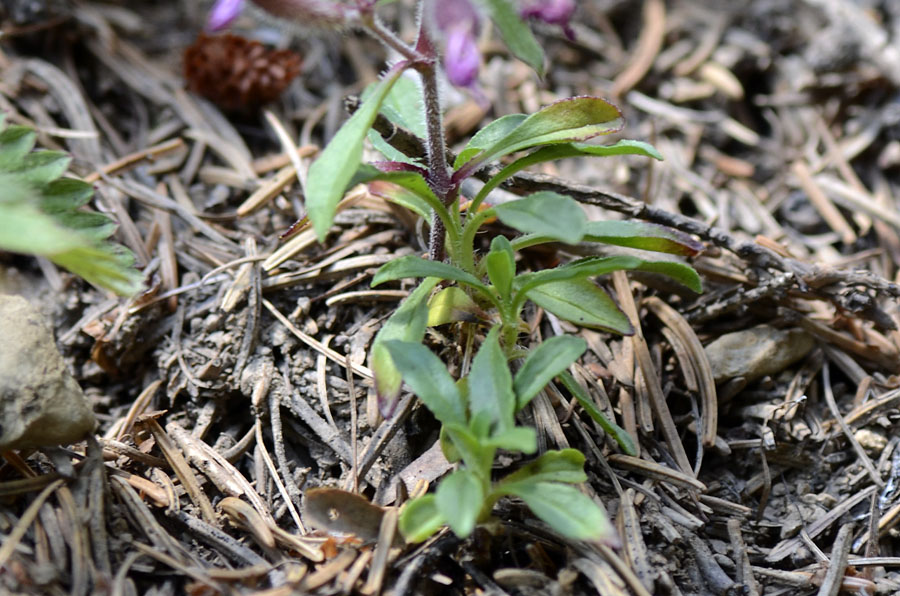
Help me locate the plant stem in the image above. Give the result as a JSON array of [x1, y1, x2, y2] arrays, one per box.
[[362, 13, 420, 60]]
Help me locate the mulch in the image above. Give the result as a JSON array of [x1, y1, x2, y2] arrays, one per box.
[[2, 1, 900, 594]]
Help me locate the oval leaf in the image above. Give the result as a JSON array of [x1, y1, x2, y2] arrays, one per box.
[[498, 449, 587, 486], [383, 340, 465, 426], [427, 286, 481, 326], [435, 469, 484, 538], [583, 220, 703, 256], [513, 335, 586, 410], [526, 278, 632, 334], [399, 494, 445, 543], [467, 327, 515, 432], [501, 480, 615, 543], [493, 191, 585, 244]]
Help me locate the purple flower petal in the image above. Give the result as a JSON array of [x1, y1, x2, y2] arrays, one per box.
[[207, 0, 244, 31], [444, 25, 480, 88], [521, 0, 576, 39]]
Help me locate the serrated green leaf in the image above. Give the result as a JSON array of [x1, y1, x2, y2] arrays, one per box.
[[513, 335, 586, 410], [51, 243, 142, 297], [383, 340, 466, 426], [306, 65, 405, 241], [468, 327, 515, 433], [457, 97, 623, 177], [399, 495, 445, 543], [436, 469, 484, 538], [373, 255, 493, 299], [369, 278, 440, 414], [478, 0, 545, 75], [493, 191, 585, 243], [526, 278, 632, 334], [498, 449, 587, 485], [485, 236, 515, 301], [556, 372, 637, 456], [0, 202, 87, 254], [499, 480, 614, 542]]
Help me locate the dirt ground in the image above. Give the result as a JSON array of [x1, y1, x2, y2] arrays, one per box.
[[2, 0, 900, 594]]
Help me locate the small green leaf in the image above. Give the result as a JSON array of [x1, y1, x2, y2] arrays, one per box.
[[479, 0, 545, 75], [500, 480, 614, 542], [457, 97, 623, 177], [306, 65, 405, 240], [485, 426, 537, 453], [0, 125, 37, 168], [373, 255, 493, 299], [383, 340, 466, 426], [377, 75, 427, 138], [435, 470, 484, 538], [493, 192, 585, 243], [557, 371, 637, 456], [485, 236, 515, 301], [39, 178, 95, 213], [498, 449, 587, 485], [369, 278, 440, 414], [399, 495, 445, 543], [427, 286, 481, 326], [526, 279, 633, 334], [352, 164, 448, 224], [440, 425, 461, 463], [13, 151, 71, 186], [443, 422, 490, 473], [468, 327, 516, 432], [583, 220, 703, 256], [513, 335, 586, 410], [633, 260, 703, 293]]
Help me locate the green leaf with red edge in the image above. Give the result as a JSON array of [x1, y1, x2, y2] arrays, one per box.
[[455, 97, 623, 175]]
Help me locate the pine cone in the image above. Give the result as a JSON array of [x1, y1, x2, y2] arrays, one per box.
[[184, 33, 301, 111]]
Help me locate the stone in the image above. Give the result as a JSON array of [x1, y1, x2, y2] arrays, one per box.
[[705, 325, 815, 383], [0, 294, 95, 449]]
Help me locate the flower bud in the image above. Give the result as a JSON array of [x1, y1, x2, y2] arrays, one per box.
[[207, 0, 356, 32], [208, 0, 244, 31], [427, 0, 482, 88]]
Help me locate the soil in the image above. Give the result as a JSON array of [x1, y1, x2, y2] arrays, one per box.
[[2, 1, 900, 595]]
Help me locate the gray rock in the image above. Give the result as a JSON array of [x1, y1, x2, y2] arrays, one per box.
[[0, 294, 95, 449], [705, 325, 815, 383]]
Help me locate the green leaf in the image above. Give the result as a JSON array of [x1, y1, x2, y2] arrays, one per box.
[[493, 191, 585, 244], [13, 151, 71, 186], [373, 255, 493, 299], [582, 220, 703, 256], [369, 278, 440, 414], [632, 260, 703, 293], [476, 140, 662, 205], [526, 279, 633, 334], [440, 425, 461, 463], [427, 286, 481, 326], [454, 114, 527, 170], [366, 179, 432, 223], [500, 480, 614, 542], [435, 470, 484, 538], [0, 125, 37, 168], [457, 97, 623, 176], [399, 495, 445, 543], [485, 236, 515, 301], [478, 0, 545, 75], [377, 75, 426, 138], [443, 422, 490, 473], [498, 449, 587, 485], [485, 426, 537, 453], [0, 201, 87, 254], [383, 340, 466, 426], [39, 178, 95, 213], [557, 371, 637, 456], [306, 65, 405, 241], [513, 335, 586, 410], [467, 327, 516, 433], [351, 164, 448, 224]]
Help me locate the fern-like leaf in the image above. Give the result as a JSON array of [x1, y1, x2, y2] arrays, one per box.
[[0, 114, 143, 296]]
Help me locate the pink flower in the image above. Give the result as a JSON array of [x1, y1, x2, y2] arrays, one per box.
[[521, 0, 576, 39], [208, 0, 244, 31], [429, 0, 482, 88]]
